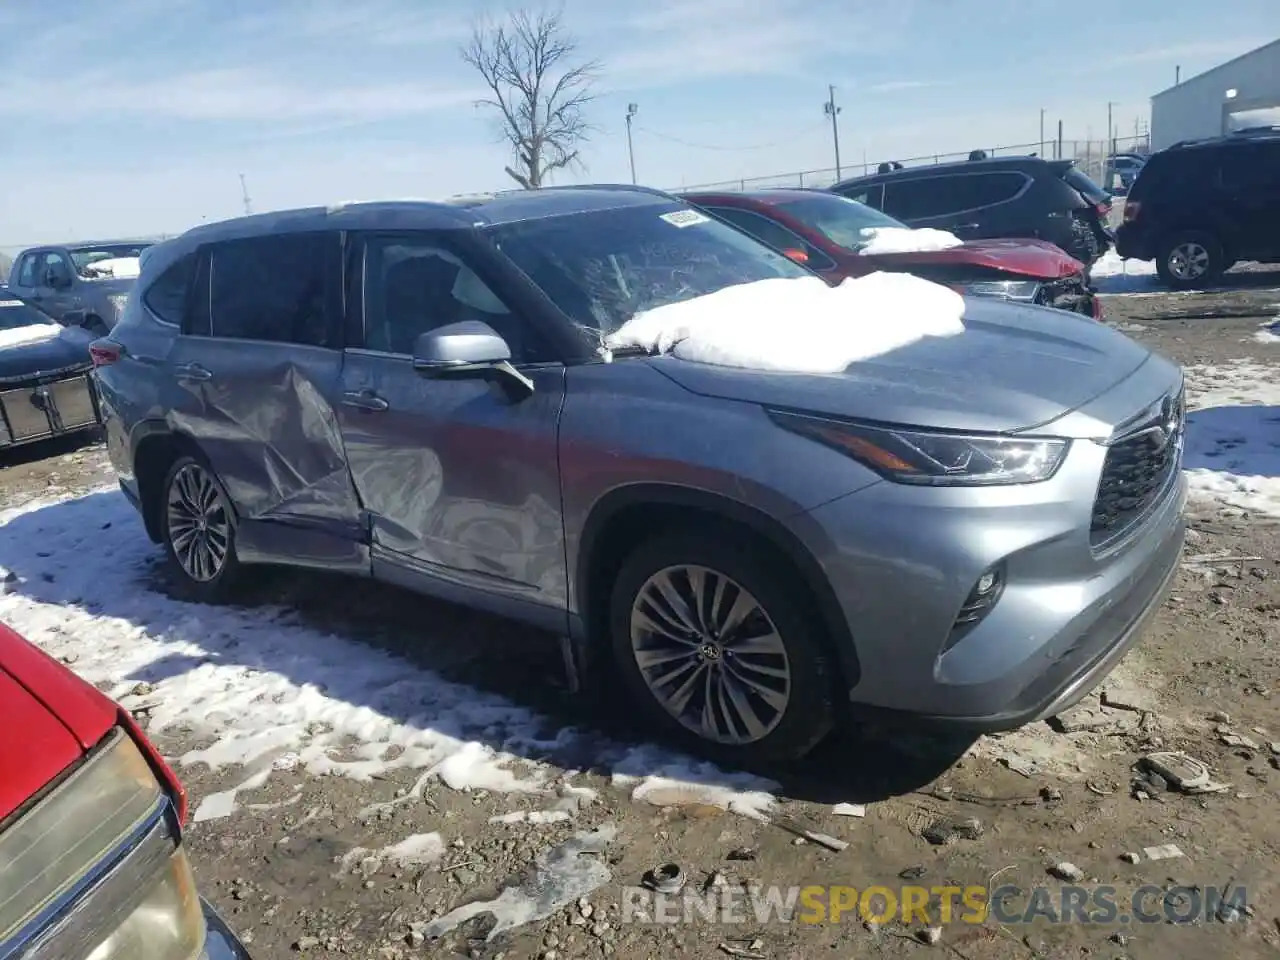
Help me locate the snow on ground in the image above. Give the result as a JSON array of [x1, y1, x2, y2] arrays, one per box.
[[1251, 315, 1280, 344], [1183, 359, 1280, 518], [607, 272, 965, 372], [0, 490, 777, 822], [1090, 250, 1162, 296]]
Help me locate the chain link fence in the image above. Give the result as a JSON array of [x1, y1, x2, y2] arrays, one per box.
[[675, 134, 1152, 193]]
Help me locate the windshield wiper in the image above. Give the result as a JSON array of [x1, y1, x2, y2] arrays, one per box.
[[605, 343, 654, 358]]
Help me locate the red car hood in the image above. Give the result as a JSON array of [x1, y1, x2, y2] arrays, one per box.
[[861, 237, 1083, 280], [0, 623, 116, 820]]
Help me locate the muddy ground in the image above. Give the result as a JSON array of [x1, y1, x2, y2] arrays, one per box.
[[3, 275, 1280, 960]]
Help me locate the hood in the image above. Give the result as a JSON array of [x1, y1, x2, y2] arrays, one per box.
[[0, 624, 117, 820], [862, 238, 1083, 280], [0, 327, 93, 381], [648, 295, 1151, 433]]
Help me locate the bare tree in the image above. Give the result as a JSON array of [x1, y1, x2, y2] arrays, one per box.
[[461, 8, 599, 189]]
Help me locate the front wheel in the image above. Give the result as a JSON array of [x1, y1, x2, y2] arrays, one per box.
[[161, 455, 241, 601], [1156, 232, 1224, 290], [608, 531, 837, 763]]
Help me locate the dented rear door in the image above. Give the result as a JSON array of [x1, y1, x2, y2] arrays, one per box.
[[164, 232, 366, 559]]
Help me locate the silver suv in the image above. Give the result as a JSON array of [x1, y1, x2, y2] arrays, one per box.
[[93, 188, 1186, 762]]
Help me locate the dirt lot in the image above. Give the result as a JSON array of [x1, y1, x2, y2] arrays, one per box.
[[3, 275, 1280, 960]]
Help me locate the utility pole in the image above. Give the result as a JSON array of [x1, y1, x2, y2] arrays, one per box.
[[1175, 65, 1181, 85], [1107, 101, 1114, 156], [239, 174, 252, 216], [823, 85, 842, 180], [1039, 108, 1045, 156], [625, 104, 638, 185]]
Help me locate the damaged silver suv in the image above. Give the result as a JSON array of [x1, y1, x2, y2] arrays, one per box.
[[93, 187, 1186, 763]]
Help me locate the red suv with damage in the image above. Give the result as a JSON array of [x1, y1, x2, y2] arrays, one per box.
[[682, 189, 1102, 319], [0, 621, 250, 959]]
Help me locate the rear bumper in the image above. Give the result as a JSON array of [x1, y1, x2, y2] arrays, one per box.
[[203, 899, 253, 959], [1114, 224, 1153, 261]]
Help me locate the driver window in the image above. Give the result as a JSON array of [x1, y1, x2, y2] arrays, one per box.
[[362, 237, 546, 362]]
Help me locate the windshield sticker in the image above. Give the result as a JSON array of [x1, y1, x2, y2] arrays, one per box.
[[660, 210, 711, 228], [0, 300, 25, 307]]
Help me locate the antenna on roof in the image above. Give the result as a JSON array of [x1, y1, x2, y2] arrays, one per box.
[[239, 174, 253, 216]]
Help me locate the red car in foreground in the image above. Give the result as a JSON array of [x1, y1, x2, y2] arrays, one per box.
[[682, 189, 1102, 319], [0, 621, 250, 959]]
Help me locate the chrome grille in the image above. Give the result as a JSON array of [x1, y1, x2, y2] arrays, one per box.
[[1090, 390, 1184, 549]]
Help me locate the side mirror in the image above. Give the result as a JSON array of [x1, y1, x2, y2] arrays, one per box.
[[412, 321, 533, 397]]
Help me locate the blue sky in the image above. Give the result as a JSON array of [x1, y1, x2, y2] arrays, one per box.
[[0, 0, 1275, 248]]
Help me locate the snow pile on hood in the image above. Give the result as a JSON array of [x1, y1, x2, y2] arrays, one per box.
[[82, 257, 141, 279], [858, 226, 963, 256], [0, 322, 62, 350], [606, 271, 965, 374]]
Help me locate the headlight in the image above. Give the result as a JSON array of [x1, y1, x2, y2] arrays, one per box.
[[960, 280, 1041, 301], [84, 848, 205, 960], [771, 410, 1069, 486], [0, 729, 163, 944]]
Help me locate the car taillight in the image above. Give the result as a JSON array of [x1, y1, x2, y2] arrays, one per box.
[[89, 339, 123, 367], [1123, 201, 1140, 224]]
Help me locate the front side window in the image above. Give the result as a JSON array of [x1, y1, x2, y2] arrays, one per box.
[[703, 206, 837, 270], [772, 194, 908, 251], [39, 251, 73, 287], [881, 177, 958, 219], [489, 203, 811, 339], [208, 233, 334, 346], [360, 236, 550, 363]]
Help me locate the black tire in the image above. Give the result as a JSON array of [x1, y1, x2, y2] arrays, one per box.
[[160, 453, 242, 602], [607, 529, 837, 764], [1155, 231, 1224, 290]]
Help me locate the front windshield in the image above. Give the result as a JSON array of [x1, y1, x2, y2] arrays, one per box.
[[69, 244, 151, 276], [489, 203, 812, 338], [0, 298, 56, 330], [772, 194, 907, 251]]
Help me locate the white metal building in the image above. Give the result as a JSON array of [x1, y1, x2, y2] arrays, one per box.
[[1150, 38, 1280, 150]]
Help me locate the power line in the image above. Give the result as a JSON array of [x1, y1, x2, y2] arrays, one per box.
[[633, 122, 828, 152]]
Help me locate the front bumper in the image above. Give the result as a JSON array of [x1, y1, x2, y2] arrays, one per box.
[[800, 367, 1185, 730]]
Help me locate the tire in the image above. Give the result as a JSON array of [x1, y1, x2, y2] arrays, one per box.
[[1155, 231, 1224, 290], [160, 454, 241, 601], [607, 530, 837, 764]]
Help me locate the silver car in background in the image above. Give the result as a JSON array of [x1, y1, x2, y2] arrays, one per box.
[[91, 187, 1185, 763]]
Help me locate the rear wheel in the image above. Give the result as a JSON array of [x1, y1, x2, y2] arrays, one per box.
[[1156, 231, 1224, 290], [161, 455, 241, 601], [607, 530, 837, 763]]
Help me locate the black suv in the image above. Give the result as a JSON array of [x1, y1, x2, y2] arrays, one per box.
[[1115, 130, 1280, 289], [830, 156, 1113, 270]]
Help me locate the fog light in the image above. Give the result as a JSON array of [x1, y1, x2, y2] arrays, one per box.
[[944, 564, 1006, 651]]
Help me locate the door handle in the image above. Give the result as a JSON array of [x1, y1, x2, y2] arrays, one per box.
[[342, 390, 389, 412], [176, 362, 212, 381]]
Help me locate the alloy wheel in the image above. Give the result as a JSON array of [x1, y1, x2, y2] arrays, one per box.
[[1167, 241, 1210, 281], [166, 463, 231, 583], [629, 564, 791, 745]]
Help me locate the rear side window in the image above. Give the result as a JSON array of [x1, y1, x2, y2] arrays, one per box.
[[885, 173, 1027, 219], [1061, 167, 1109, 203], [142, 253, 196, 325], [208, 232, 336, 347], [1218, 144, 1273, 190], [835, 183, 884, 209]]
